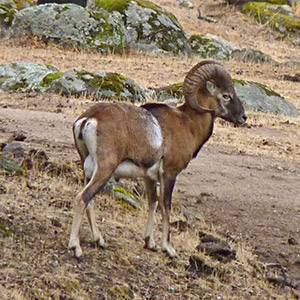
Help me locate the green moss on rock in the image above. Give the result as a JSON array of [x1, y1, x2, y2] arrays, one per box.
[[40, 71, 62, 87], [0, 0, 34, 26], [87, 9, 127, 53], [190, 35, 220, 58], [8, 78, 27, 91], [94, 0, 189, 55], [242, 2, 300, 34], [155, 82, 184, 101], [233, 79, 280, 96], [77, 70, 127, 97]]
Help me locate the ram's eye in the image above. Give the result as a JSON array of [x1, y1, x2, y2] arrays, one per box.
[[223, 94, 231, 101]]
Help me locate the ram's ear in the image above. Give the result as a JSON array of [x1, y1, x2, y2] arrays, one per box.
[[206, 81, 217, 94]]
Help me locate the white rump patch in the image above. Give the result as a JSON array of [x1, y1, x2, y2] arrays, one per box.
[[80, 118, 98, 184]]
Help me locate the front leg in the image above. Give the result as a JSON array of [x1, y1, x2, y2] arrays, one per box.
[[159, 176, 178, 258]]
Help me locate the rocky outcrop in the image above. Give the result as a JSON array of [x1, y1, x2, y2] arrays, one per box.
[[2, 0, 285, 62], [92, 0, 191, 55], [0, 61, 151, 102], [11, 3, 127, 53]]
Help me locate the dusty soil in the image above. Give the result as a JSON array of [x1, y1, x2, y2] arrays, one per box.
[[0, 1, 300, 299]]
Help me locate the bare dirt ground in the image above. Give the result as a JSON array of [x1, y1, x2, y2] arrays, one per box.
[[0, 1, 300, 299]]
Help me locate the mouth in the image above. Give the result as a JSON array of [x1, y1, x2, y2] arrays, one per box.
[[221, 114, 247, 125]]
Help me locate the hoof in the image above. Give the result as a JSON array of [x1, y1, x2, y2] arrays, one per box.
[[144, 243, 158, 252], [97, 238, 106, 249], [162, 245, 178, 259], [69, 241, 83, 259], [75, 255, 84, 263], [144, 236, 157, 251]]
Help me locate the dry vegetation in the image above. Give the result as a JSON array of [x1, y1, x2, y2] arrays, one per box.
[[0, 0, 300, 299]]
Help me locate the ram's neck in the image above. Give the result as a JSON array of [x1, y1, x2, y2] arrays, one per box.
[[178, 102, 215, 156]]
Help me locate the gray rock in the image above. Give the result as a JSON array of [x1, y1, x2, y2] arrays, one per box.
[[94, 0, 191, 55], [176, 0, 194, 9], [10, 4, 127, 53], [189, 33, 238, 60], [37, 0, 87, 7], [0, 61, 60, 92], [234, 80, 298, 117], [2, 141, 25, 158], [231, 48, 278, 64], [49, 68, 151, 102]]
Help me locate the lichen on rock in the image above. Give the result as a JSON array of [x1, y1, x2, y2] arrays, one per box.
[[0, 61, 60, 92], [242, 2, 300, 35], [49, 68, 151, 102], [93, 0, 191, 55], [189, 33, 238, 60], [0, 0, 33, 37], [11, 3, 127, 53]]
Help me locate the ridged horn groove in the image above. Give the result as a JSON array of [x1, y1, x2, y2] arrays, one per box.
[[183, 60, 232, 113]]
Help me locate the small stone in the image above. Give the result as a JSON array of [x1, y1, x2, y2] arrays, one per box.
[[288, 237, 298, 245]]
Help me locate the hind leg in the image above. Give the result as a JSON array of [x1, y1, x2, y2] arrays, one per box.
[[83, 174, 106, 248], [86, 200, 106, 248], [69, 159, 115, 258]]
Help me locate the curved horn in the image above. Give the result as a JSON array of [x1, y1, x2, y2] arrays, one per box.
[[183, 60, 232, 113]]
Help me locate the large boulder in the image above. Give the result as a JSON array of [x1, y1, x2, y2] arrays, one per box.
[[0, 61, 60, 92], [233, 79, 298, 117], [10, 3, 127, 53], [92, 0, 191, 55], [48, 68, 151, 102]]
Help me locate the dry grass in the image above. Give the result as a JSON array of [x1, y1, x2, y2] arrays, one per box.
[[293, 3, 300, 18], [0, 162, 297, 300]]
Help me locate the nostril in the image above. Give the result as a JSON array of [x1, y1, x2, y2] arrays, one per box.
[[242, 114, 247, 122]]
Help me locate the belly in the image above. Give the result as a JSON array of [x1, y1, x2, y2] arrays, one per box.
[[113, 160, 161, 182]]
